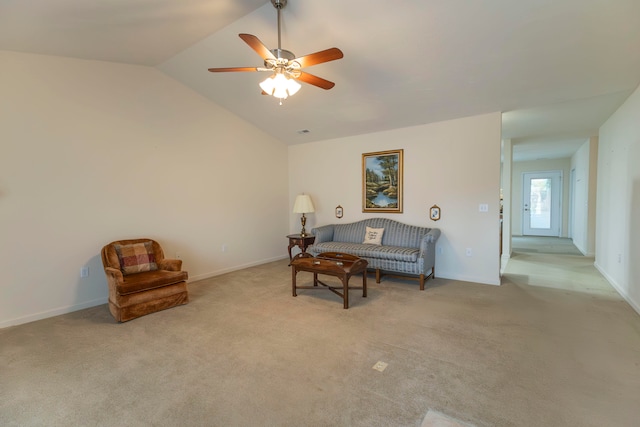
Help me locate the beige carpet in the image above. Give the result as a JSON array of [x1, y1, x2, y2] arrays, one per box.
[[512, 236, 583, 255], [2, 254, 640, 426], [422, 410, 474, 427]]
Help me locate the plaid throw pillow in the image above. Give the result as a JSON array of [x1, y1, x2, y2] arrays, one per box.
[[114, 242, 158, 275]]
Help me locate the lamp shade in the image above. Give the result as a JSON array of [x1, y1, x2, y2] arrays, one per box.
[[293, 194, 315, 213]]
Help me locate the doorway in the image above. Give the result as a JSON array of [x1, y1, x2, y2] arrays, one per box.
[[522, 171, 562, 236]]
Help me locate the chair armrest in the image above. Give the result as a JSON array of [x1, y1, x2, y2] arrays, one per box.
[[311, 224, 335, 244], [104, 266, 123, 286], [158, 258, 182, 271]]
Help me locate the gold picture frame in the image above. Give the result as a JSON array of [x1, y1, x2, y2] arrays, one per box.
[[362, 149, 403, 213], [430, 205, 441, 221]]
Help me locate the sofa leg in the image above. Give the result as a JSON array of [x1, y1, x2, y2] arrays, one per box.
[[420, 267, 435, 290], [375, 269, 381, 284]]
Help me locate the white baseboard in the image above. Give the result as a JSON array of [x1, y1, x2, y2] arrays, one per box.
[[594, 262, 640, 316], [1, 256, 289, 329], [435, 270, 501, 286], [0, 297, 108, 329], [188, 255, 288, 283]]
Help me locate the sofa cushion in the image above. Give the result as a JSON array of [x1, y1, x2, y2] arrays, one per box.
[[363, 227, 384, 245], [333, 221, 368, 244], [116, 270, 188, 295], [114, 241, 158, 275], [329, 219, 429, 247], [311, 242, 419, 262]]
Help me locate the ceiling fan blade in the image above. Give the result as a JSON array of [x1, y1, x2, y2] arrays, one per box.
[[297, 72, 335, 90], [239, 33, 276, 61], [293, 48, 343, 68], [208, 67, 264, 72]]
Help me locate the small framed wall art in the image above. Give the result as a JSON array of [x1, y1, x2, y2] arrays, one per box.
[[335, 205, 344, 218], [430, 205, 441, 221]]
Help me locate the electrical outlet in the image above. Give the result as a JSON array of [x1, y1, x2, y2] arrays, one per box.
[[465, 248, 472, 257], [479, 203, 489, 212], [372, 361, 388, 372], [437, 246, 443, 255], [80, 267, 89, 278]]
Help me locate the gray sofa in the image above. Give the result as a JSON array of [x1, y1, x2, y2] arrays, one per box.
[[308, 218, 440, 290]]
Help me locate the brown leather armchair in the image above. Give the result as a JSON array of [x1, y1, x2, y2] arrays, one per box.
[[101, 238, 189, 322]]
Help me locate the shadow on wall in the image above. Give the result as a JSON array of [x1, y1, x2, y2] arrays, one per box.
[[629, 177, 640, 309], [75, 254, 108, 308]]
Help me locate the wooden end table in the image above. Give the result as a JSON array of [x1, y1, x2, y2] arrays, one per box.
[[290, 252, 368, 309], [287, 234, 315, 261]]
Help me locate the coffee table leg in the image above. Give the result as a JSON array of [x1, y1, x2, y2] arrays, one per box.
[[313, 272, 318, 286], [342, 276, 349, 309], [363, 272, 367, 297], [292, 267, 297, 297]]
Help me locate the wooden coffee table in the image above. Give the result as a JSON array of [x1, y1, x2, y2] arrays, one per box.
[[290, 252, 368, 309]]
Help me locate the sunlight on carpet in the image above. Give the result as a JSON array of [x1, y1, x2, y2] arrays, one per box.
[[421, 410, 474, 427]]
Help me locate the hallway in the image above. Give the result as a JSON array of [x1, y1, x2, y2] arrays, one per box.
[[504, 236, 619, 297]]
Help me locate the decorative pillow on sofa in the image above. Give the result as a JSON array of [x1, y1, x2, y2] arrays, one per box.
[[114, 241, 158, 275], [363, 227, 384, 245]]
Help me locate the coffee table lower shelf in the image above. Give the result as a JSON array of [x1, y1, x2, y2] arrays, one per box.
[[290, 252, 368, 309]]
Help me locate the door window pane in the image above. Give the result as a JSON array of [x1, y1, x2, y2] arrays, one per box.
[[530, 178, 551, 229]]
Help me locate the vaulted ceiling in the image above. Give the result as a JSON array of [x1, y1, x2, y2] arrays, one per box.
[[2, 0, 639, 160]]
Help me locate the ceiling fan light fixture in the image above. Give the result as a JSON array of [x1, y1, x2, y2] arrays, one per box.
[[259, 72, 301, 99], [208, 0, 342, 99]]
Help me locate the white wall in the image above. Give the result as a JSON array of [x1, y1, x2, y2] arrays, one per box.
[[570, 137, 598, 255], [511, 158, 571, 237], [501, 139, 513, 267], [288, 113, 502, 286], [596, 84, 640, 314], [0, 51, 289, 328], [587, 137, 598, 256]]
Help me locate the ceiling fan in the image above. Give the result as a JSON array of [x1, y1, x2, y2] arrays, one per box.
[[207, 0, 343, 103]]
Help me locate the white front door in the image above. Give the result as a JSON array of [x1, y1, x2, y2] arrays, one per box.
[[523, 171, 562, 236]]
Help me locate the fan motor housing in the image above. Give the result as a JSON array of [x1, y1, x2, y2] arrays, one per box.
[[270, 48, 295, 61]]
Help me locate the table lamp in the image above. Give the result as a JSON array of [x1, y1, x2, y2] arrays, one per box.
[[293, 194, 315, 236]]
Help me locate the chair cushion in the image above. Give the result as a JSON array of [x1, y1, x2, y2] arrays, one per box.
[[114, 241, 158, 275], [116, 270, 188, 295]]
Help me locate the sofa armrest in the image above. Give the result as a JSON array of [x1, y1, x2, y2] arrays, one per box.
[[157, 258, 182, 271], [419, 228, 441, 265], [311, 224, 335, 244]]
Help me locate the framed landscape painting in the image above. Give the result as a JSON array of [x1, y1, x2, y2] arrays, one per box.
[[362, 149, 403, 213]]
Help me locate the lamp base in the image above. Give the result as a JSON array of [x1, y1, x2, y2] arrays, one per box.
[[300, 213, 307, 236]]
